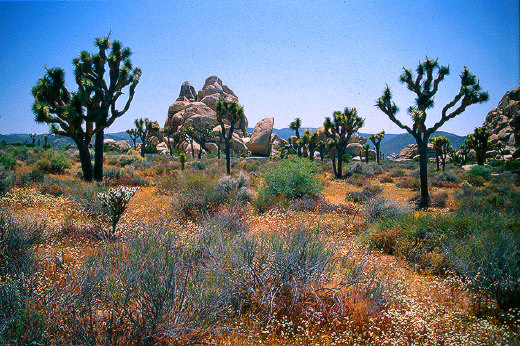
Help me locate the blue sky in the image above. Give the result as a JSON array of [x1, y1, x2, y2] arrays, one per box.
[[0, 0, 518, 135]]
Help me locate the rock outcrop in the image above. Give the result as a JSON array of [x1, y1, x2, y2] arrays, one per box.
[[164, 75, 250, 155], [103, 139, 131, 151], [396, 143, 436, 160], [247, 117, 274, 156], [483, 87, 520, 153], [165, 75, 248, 136]]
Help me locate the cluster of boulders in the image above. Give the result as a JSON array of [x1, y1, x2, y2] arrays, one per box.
[[395, 143, 436, 160], [483, 86, 520, 156]]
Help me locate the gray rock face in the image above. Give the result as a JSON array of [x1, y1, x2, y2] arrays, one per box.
[[103, 139, 131, 151], [345, 143, 363, 157], [396, 143, 436, 159], [247, 118, 274, 156], [176, 81, 197, 101], [483, 87, 520, 152]]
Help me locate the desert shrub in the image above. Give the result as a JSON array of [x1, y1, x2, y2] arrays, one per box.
[[0, 214, 45, 344], [0, 154, 17, 170], [190, 161, 206, 170], [108, 149, 144, 167], [255, 158, 323, 212], [36, 150, 71, 174], [431, 169, 461, 188], [503, 159, 520, 171], [14, 168, 45, 186], [346, 184, 383, 203], [103, 166, 149, 186], [214, 171, 252, 205], [0, 166, 11, 195], [363, 197, 411, 223], [97, 186, 140, 236], [430, 192, 449, 208], [445, 229, 520, 313], [260, 157, 323, 200], [467, 165, 492, 180], [174, 172, 219, 218], [396, 176, 420, 190], [389, 168, 407, 177], [379, 174, 394, 183]]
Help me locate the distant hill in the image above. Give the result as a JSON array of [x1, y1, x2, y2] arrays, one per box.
[[0, 132, 133, 147]]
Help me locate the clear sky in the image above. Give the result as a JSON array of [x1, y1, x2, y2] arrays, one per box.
[[0, 0, 518, 135]]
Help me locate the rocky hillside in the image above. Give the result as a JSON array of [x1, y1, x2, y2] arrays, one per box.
[[483, 87, 520, 151]]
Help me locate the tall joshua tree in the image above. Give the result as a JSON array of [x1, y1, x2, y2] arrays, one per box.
[[466, 126, 491, 165], [216, 100, 245, 174], [75, 36, 141, 181], [289, 118, 302, 157], [33, 68, 94, 180], [368, 131, 385, 164], [184, 122, 214, 159], [377, 58, 488, 208], [32, 36, 141, 182], [324, 107, 364, 178]]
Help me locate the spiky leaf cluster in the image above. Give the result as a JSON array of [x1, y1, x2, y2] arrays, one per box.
[[323, 107, 364, 144]]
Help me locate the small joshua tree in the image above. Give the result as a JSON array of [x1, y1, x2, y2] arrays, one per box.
[[316, 140, 325, 161], [184, 121, 214, 159], [178, 152, 187, 170], [429, 136, 451, 171], [324, 107, 364, 178], [466, 126, 491, 165], [29, 134, 36, 147], [363, 143, 370, 163], [377, 58, 488, 208], [216, 100, 245, 175], [289, 117, 302, 157], [97, 186, 139, 236], [368, 131, 385, 163], [134, 118, 159, 158], [126, 128, 139, 150]]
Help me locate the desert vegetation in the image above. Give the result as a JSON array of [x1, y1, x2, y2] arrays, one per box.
[[1, 135, 519, 344]]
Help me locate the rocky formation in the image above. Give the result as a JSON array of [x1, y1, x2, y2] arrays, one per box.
[[165, 76, 248, 136], [396, 143, 436, 160], [483, 87, 520, 154], [103, 139, 131, 151], [247, 117, 274, 156], [162, 76, 250, 156]]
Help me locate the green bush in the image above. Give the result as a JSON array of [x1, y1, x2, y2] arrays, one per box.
[[503, 159, 520, 171], [0, 166, 11, 195], [467, 165, 492, 180], [36, 151, 71, 174], [259, 157, 323, 200], [0, 154, 17, 170]]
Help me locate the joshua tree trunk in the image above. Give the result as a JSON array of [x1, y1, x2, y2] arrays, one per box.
[[224, 139, 231, 174], [375, 144, 381, 163], [94, 130, 104, 181], [336, 148, 343, 178], [435, 153, 440, 171], [77, 140, 93, 182], [140, 140, 146, 158], [417, 141, 430, 209]]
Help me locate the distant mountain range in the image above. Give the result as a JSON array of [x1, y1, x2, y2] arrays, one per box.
[[262, 128, 466, 155], [1, 129, 466, 155]]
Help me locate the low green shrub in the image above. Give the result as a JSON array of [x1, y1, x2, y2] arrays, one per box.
[[36, 151, 71, 174], [467, 165, 492, 180], [260, 157, 323, 200], [0, 154, 17, 170]]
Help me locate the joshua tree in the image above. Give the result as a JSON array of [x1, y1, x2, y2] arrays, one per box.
[[301, 129, 319, 161], [33, 68, 94, 180], [32, 36, 141, 182], [466, 126, 491, 165], [184, 122, 214, 159], [324, 107, 364, 178], [326, 138, 338, 177], [429, 136, 451, 171], [43, 134, 49, 149], [134, 118, 158, 158], [376, 58, 488, 208], [316, 141, 325, 161], [368, 131, 385, 163], [289, 118, 302, 157], [363, 143, 370, 163], [216, 100, 245, 174], [126, 128, 139, 150], [29, 134, 36, 146], [178, 152, 187, 170], [75, 36, 141, 181]]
